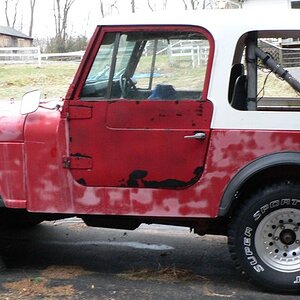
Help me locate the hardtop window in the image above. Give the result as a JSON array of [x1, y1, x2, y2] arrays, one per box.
[[291, 1, 300, 8], [81, 29, 210, 100], [229, 30, 300, 111]]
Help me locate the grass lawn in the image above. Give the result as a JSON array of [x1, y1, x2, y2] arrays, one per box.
[[0, 62, 79, 101], [258, 69, 300, 98], [1, 61, 299, 103]]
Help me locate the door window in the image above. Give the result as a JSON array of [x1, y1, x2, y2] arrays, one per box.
[[81, 29, 210, 101]]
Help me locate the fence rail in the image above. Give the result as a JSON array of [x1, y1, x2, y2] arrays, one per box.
[[0, 46, 85, 67], [146, 41, 209, 68]]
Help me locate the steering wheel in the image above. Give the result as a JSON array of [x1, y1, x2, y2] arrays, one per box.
[[119, 73, 137, 98]]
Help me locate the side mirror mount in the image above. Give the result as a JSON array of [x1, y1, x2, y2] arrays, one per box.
[[20, 90, 41, 115]]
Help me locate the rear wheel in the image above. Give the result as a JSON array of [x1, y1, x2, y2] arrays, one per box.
[[228, 182, 300, 293]]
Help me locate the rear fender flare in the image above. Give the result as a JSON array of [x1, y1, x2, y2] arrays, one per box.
[[218, 151, 300, 216]]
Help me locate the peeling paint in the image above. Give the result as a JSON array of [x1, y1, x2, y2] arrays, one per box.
[[127, 167, 203, 189]]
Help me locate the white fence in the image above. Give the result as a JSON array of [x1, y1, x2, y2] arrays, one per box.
[[147, 41, 209, 68], [0, 46, 85, 67], [0, 43, 209, 68]]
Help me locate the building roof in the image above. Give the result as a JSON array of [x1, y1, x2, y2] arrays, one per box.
[[0, 26, 33, 40]]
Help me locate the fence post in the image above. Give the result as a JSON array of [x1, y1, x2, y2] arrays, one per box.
[[37, 46, 41, 67]]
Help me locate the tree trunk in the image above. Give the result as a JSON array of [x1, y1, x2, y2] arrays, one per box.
[[12, 0, 19, 28], [190, 0, 199, 10], [5, 0, 10, 27], [29, 0, 36, 36], [99, 0, 105, 18], [162, 0, 168, 10], [4, 0, 19, 28], [182, 0, 188, 10], [131, 0, 135, 13]]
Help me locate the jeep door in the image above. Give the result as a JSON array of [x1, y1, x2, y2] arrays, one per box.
[[66, 26, 214, 189]]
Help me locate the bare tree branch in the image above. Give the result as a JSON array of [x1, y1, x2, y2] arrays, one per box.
[[147, 0, 154, 11], [99, 0, 119, 18], [110, 0, 119, 15]]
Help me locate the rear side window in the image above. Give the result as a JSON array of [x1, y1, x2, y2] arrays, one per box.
[[229, 30, 300, 111], [81, 29, 211, 101]]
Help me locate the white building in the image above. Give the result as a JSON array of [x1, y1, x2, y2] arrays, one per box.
[[215, 0, 300, 9]]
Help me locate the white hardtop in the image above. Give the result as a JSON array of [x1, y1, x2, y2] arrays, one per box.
[[99, 9, 300, 38]]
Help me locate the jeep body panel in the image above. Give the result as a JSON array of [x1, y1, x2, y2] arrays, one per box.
[[1, 10, 300, 219]]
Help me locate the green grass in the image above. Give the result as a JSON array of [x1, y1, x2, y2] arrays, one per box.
[[258, 70, 299, 98], [0, 62, 79, 101], [136, 55, 206, 90], [1, 61, 298, 102]]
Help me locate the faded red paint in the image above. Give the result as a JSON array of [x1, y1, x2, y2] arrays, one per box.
[[0, 106, 25, 142], [68, 100, 212, 188], [1, 23, 299, 223], [8, 105, 299, 218]]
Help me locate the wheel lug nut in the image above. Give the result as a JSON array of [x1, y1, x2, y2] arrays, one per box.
[[284, 245, 289, 250], [274, 236, 279, 240], [280, 225, 285, 230], [296, 240, 300, 244], [294, 227, 299, 231]]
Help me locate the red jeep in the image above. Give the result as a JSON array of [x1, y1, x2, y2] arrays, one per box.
[[1, 10, 300, 293]]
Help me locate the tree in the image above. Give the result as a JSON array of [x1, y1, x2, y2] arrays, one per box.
[[99, 0, 119, 18], [4, 0, 19, 28], [131, 0, 135, 13], [53, 0, 76, 52], [28, 0, 37, 36], [147, 0, 168, 12], [162, 0, 168, 10], [182, 0, 200, 10]]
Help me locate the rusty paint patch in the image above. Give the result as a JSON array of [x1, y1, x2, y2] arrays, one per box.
[[126, 167, 203, 189]]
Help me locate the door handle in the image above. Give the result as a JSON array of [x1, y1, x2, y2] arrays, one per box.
[[184, 132, 206, 140]]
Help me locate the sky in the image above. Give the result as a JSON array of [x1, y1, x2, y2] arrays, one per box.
[[0, 0, 189, 39]]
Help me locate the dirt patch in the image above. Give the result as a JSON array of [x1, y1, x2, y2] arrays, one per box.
[[2, 278, 75, 299], [119, 266, 208, 283], [41, 265, 93, 280], [1, 266, 92, 299]]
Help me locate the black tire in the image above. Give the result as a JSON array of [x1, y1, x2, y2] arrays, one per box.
[[228, 182, 300, 293]]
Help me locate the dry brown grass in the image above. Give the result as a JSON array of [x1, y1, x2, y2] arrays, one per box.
[[1, 265, 92, 299], [119, 266, 208, 283]]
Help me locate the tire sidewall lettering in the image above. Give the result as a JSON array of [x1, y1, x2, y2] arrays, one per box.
[[243, 226, 265, 273], [240, 196, 300, 288], [253, 198, 300, 222]]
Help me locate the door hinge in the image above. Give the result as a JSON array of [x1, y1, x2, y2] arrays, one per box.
[[67, 106, 92, 119], [63, 155, 93, 169]]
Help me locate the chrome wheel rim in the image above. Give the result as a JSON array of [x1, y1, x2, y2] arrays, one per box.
[[255, 208, 300, 273]]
